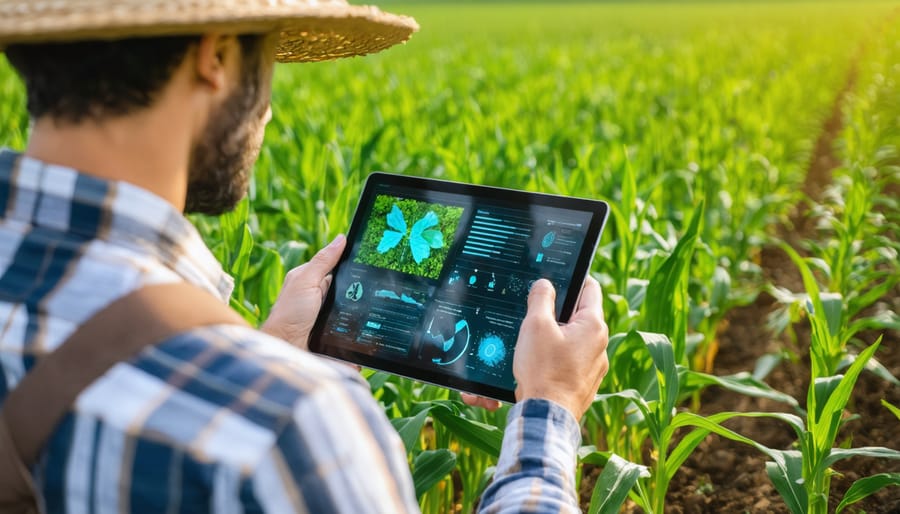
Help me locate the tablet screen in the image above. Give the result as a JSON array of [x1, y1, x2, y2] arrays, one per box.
[[309, 173, 608, 402]]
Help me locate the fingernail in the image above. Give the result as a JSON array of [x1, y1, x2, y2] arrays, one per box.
[[329, 234, 346, 247]]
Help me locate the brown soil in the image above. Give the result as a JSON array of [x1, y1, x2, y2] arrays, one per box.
[[577, 30, 900, 514]]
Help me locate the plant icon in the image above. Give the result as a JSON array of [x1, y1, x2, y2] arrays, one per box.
[[376, 204, 445, 264]]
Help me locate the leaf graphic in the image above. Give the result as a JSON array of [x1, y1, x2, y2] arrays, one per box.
[[410, 211, 441, 264], [378, 204, 408, 254], [377, 230, 404, 253], [386, 204, 407, 232], [421, 229, 443, 249]]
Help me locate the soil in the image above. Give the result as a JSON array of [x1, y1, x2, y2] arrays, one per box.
[[577, 30, 900, 514]]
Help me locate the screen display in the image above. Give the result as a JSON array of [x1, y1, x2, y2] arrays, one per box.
[[310, 173, 608, 402]]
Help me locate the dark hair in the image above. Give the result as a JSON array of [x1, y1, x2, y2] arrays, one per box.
[[6, 34, 265, 123]]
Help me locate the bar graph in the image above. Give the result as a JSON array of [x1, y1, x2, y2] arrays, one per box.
[[461, 210, 531, 264]]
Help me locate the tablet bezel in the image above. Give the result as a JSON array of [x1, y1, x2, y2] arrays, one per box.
[[308, 172, 609, 403]]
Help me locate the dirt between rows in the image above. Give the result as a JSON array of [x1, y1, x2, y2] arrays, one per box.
[[577, 30, 899, 512]]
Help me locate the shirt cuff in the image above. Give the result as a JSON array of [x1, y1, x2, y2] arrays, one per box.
[[498, 398, 582, 478]]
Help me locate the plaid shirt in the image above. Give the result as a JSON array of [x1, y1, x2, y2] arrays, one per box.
[[0, 149, 582, 513]]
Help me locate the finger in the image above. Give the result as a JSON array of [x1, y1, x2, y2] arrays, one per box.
[[302, 234, 346, 278], [526, 279, 557, 320], [460, 393, 502, 411], [565, 277, 605, 336], [318, 274, 334, 301], [575, 276, 603, 317]]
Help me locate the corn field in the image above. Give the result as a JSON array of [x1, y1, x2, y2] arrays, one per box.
[[1, 1, 899, 512]]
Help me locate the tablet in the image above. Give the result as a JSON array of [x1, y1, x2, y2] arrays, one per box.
[[308, 172, 609, 402]]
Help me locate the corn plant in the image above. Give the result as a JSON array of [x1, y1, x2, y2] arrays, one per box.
[[592, 329, 803, 514]]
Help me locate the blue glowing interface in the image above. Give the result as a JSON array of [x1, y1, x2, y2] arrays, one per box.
[[316, 180, 597, 396]]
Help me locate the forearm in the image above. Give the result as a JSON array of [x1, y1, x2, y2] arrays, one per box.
[[478, 399, 582, 513]]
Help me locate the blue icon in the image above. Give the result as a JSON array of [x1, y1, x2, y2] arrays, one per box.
[[477, 334, 507, 367], [536, 253, 544, 263], [541, 231, 557, 248], [469, 274, 477, 285], [346, 281, 363, 301]]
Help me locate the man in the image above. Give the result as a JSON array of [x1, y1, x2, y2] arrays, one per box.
[[0, 0, 610, 512]]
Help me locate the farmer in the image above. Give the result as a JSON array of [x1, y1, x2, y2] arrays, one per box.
[[0, 0, 609, 512]]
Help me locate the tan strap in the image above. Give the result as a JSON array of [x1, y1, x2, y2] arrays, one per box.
[[0, 282, 248, 510]]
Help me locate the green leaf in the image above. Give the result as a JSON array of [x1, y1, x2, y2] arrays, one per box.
[[578, 446, 612, 466], [594, 388, 657, 440], [823, 446, 900, 469], [882, 399, 900, 421], [820, 292, 843, 338], [780, 243, 838, 379], [665, 411, 804, 482], [391, 407, 431, 454], [431, 405, 503, 458], [812, 375, 842, 424], [640, 331, 679, 427], [643, 204, 703, 362], [588, 454, 650, 514], [765, 450, 807, 514], [229, 224, 254, 282], [836, 473, 900, 513], [814, 338, 881, 456], [412, 449, 457, 499], [683, 370, 799, 407]]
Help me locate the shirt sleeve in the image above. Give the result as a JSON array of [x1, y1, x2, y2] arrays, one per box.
[[244, 373, 421, 513], [478, 399, 582, 514]]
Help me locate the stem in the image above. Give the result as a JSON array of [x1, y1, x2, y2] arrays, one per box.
[[653, 442, 669, 514]]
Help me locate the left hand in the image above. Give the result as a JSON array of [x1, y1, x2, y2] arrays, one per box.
[[261, 234, 346, 350], [460, 393, 502, 411]]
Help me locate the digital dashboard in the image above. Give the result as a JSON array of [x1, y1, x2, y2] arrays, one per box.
[[309, 173, 609, 402]]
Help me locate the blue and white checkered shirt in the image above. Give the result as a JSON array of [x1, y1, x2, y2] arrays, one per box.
[[0, 148, 582, 513]]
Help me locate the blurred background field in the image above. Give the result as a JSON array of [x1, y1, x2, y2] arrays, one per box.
[[1, 1, 899, 512]]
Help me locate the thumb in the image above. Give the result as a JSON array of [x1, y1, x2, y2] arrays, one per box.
[[303, 234, 346, 277], [526, 279, 557, 320]]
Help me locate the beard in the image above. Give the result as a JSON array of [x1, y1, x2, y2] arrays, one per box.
[[183, 56, 267, 215]]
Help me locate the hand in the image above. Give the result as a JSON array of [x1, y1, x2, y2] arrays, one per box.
[[460, 393, 502, 412], [261, 234, 346, 350], [512, 277, 609, 420]]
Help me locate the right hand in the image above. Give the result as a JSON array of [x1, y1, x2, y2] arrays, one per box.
[[512, 277, 609, 420]]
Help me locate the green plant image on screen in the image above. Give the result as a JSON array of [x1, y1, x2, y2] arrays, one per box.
[[355, 195, 463, 280]]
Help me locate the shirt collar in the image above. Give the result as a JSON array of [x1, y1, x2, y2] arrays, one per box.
[[0, 149, 235, 301]]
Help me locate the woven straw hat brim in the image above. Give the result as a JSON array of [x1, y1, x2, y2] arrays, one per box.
[[0, 1, 419, 63]]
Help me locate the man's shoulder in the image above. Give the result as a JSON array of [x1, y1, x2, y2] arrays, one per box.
[[74, 324, 367, 471]]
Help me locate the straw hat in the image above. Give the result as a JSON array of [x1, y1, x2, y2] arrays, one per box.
[[0, 0, 418, 63]]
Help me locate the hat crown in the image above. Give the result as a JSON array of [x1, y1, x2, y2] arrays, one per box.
[[0, 0, 416, 63]]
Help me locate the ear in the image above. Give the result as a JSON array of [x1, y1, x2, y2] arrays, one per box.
[[193, 34, 240, 93]]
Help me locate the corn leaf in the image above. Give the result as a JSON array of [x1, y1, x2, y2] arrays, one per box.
[[823, 446, 900, 469], [765, 450, 807, 514], [391, 407, 432, 454], [682, 370, 799, 407], [883, 399, 900, 421], [412, 449, 457, 499], [431, 404, 503, 458], [665, 411, 805, 482], [836, 473, 900, 513], [643, 203, 703, 363], [641, 331, 679, 427], [814, 338, 881, 456], [588, 454, 650, 514]]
